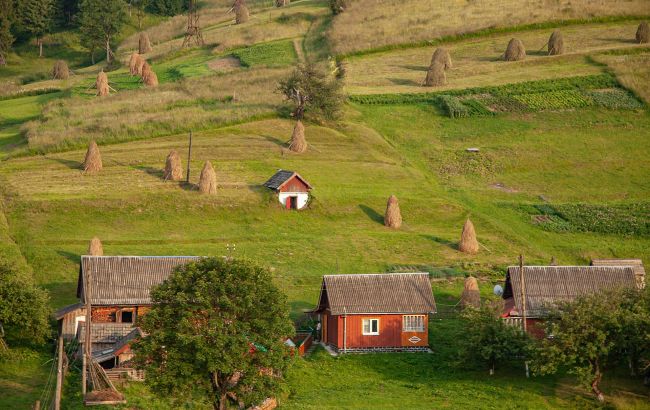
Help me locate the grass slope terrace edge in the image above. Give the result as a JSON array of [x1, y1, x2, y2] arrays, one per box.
[[336, 15, 650, 59]]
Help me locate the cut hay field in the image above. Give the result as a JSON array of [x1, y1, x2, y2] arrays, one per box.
[[344, 20, 649, 95], [329, 0, 650, 55]]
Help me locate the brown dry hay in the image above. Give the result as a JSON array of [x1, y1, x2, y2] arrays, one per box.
[[88, 237, 104, 256], [637, 21, 649, 44], [384, 195, 402, 229], [460, 276, 481, 308], [129, 53, 142, 76], [289, 121, 307, 153], [198, 161, 217, 194], [141, 62, 159, 87], [95, 71, 109, 96], [235, 2, 250, 24], [134, 55, 146, 76], [207, 56, 241, 71], [85, 389, 124, 402], [548, 30, 564, 55], [459, 218, 479, 254], [139, 32, 153, 54], [83, 140, 103, 173], [504, 38, 526, 61], [423, 62, 446, 87], [430, 48, 452, 69], [52, 60, 69, 80], [164, 150, 183, 181]]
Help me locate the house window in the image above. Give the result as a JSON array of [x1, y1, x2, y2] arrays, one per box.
[[120, 309, 134, 323], [362, 318, 379, 335], [402, 315, 425, 332]]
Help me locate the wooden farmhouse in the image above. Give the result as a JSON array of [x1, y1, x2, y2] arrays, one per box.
[[263, 170, 312, 210], [312, 273, 436, 353], [55, 255, 199, 370], [501, 265, 643, 337], [591, 258, 646, 288]]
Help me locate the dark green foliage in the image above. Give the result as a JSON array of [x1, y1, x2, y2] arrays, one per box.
[[55, 0, 81, 26], [147, 0, 187, 16], [439, 95, 470, 118], [78, 0, 127, 63], [329, 0, 347, 15], [585, 89, 644, 110], [459, 301, 532, 374], [278, 62, 344, 120], [133, 258, 294, 410], [533, 287, 650, 401], [0, 263, 50, 348], [15, 0, 55, 56], [0, 11, 13, 65]]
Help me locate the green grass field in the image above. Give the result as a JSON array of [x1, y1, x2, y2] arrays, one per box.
[[1, 0, 649, 408]]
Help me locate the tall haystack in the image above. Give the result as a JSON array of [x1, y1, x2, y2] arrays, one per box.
[[88, 237, 104, 256], [460, 276, 480, 308], [275, 0, 289, 6], [504, 38, 526, 61], [198, 161, 217, 194], [424, 62, 446, 87], [52, 60, 69, 80], [636, 21, 649, 44], [141, 62, 159, 87], [289, 121, 307, 153], [548, 30, 564, 55], [83, 140, 102, 173], [459, 218, 479, 254], [384, 195, 402, 229], [95, 70, 109, 96], [129, 53, 142, 75], [430, 47, 452, 69], [139, 32, 153, 54], [163, 150, 183, 181], [234, 0, 249, 24]]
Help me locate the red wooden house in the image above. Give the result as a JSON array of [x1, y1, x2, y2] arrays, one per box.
[[263, 170, 312, 210], [312, 273, 436, 353], [501, 265, 641, 338]]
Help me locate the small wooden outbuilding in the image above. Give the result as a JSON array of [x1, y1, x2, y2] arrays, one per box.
[[263, 170, 312, 210], [312, 273, 436, 353]]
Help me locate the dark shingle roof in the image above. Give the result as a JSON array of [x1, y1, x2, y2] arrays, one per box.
[[504, 266, 637, 317], [77, 256, 200, 305], [263, 170, 312, 191], [316, 273, 436, 315]]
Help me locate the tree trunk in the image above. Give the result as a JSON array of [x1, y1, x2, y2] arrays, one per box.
[[38, 38, 43, 57], [91, 50, 95, 65], [106, 38, 110, 63], [210, 372, 228, 410], [591, 363, 605, 402], [0, 53, 5, 66]]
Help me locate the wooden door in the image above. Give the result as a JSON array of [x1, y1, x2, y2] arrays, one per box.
[[322, 313, 328, 343]]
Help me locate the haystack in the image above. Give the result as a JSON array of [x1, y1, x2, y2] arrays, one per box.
[[234, 0, 249, 24], [547, 30, 564, 55], [289, 121, 307, 153], [198, 161, 217, 194], [384, 195, 402, 229], [460, 276, 480, 308], [129, 53, 142, 76], [504, 38, 526, 61], [163, 150, 183, 181], [52, 60, 69, 80], [275, 0, 289, 6], [83, 140, 102, 173], [636, 21, 649, 44], [95, 70, 109, 96], [134, 55, 146, 76], [424, 62, 446, 87], [139, 32, 152, 54], [88, 237, 104, 256], [141, 62, 159, 87], [430, 48, 452, 69], [459, 218, 479, 254]]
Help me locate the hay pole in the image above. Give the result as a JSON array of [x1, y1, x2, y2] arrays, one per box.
[[186, 130, 193, 184]]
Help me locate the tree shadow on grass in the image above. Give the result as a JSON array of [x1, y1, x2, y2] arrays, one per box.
[[45, 156, 81, 170], [596, 37, 638, 44], [262, 134, 289, 148], [420, 234, 458, 251], [398, 64, 428, 72], [388, 78, 421, 86], [359, 204, 384, 225], [57, 249, 80, 264]]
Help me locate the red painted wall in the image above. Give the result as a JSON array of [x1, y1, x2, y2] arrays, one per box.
[[279, 176, 309, 193], [327, 314, 428, 349]]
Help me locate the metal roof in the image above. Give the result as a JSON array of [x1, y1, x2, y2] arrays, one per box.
[[315, 273, 436, 315], [263, 170, 312, 191]]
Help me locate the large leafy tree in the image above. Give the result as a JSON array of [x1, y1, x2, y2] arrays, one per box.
[[147, 0, 187, 16], [0, 0, 14, 66], [133, 258, 294, 410], [78, 0, 127, 64], [532, 287, 650, 401], [0, 262, 50, 349], [16, 0, 55, 57], [460, 301, 531, 375], [277, 62, 344, 121]]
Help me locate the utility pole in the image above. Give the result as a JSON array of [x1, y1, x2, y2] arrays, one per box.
[[519, 254, 530, 378], [83, 267, 92, 396], [54, 335, 63, 410], [186, 131, 193, 184]]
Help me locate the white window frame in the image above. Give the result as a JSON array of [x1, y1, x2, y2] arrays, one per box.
[[402, 315, 425, 332], [362, 318, 380, 336]]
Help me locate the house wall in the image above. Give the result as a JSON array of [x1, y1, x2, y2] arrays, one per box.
[[91, 306, 149, 324], [60, 307, 86, 342], [279, 177, 309, 193], [278, 192, 309, 210], [327, 314, 429, 349]]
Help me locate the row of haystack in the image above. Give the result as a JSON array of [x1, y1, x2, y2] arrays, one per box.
[[163, 150, 216, 194], [383, 195, 480, 254], [129, 52, 158, 87], [424, 22, 649, 87]]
